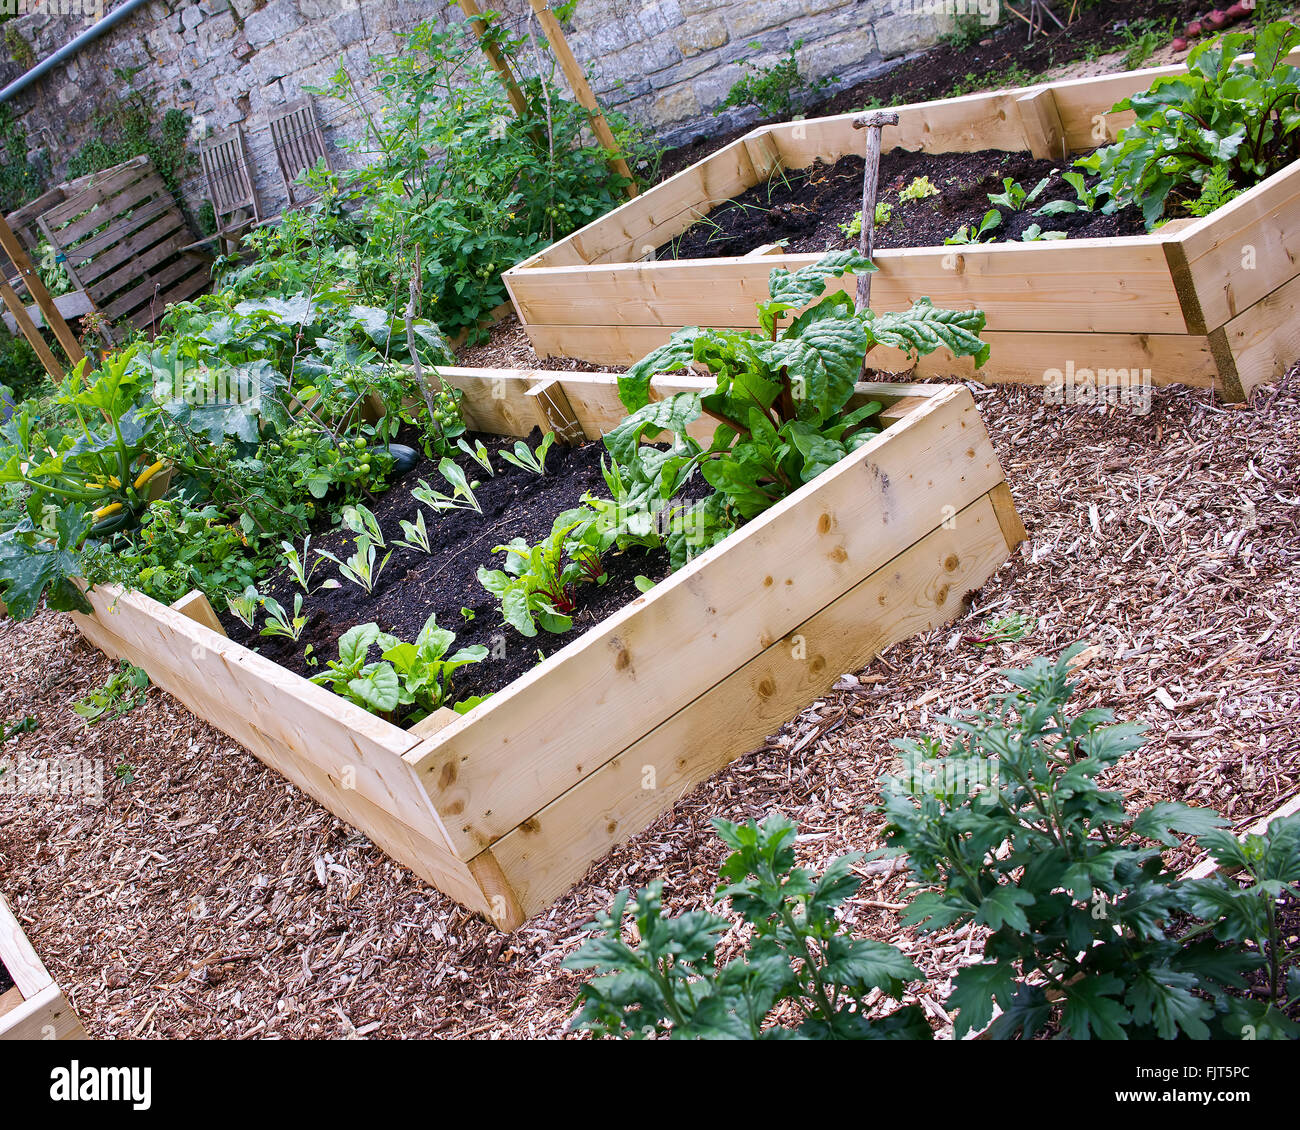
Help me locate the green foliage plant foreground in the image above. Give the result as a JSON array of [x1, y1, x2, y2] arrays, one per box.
[[567, 645, 1300, 1039]]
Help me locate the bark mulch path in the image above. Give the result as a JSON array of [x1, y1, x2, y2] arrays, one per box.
[[1, 373, 1298, 1039]]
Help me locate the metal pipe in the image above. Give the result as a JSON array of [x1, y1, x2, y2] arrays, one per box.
[[0, 0, 153, 106]]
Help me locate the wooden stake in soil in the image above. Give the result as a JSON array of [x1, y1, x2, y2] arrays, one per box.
[[405, 247, 445, 430], [850, 111, 899, 314]]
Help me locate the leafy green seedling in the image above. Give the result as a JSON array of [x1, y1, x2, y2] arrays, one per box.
[[260, 593, 308, 641], [393, 511, 433, 554], [498, 431, 556, 475], [969, 610, 1037, 647], [1036, 169, 1099, 216], [280, 536, 338, 593], [457, 437, 495, 476], [413, 458, 483, 514], [316, 534, 392, 594], [987, 175, 1050, 211], [72, 660, 150, 724], [899, 175, 940, 203], [309, 615, 487, 724], [340, 502, 386, 549], [1019, 224, 1066, 242], [944, 208, 1002, 244], [226, 585, 261, 630]]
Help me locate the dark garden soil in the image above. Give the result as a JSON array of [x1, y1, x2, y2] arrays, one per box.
[[0, 959, 12, 996], [218, 431, 682, 713], [653, 0, 1207, 184], [657, 150, 1146, 260]]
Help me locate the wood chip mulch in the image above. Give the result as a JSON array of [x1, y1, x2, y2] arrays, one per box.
[[2, 370, 1298, 1040], [455, 314, 620, 374]]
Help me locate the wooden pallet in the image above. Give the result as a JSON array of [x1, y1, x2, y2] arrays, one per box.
[[504, 53, 1300, 402], [0, 894, 85, 1041], [70, 368, 1024, 929], [8, 155, 211, 341]]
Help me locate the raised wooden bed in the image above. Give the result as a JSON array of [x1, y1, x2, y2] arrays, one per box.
[[505, 56, 1300, 403], [70, 368, 1024, 929], [0, 894, 85, 1040]]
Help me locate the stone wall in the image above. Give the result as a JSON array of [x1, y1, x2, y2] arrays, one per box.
[[0, 0, 949, 219]]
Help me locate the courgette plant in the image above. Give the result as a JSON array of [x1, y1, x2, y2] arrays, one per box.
[[0, 348, 168, 616]]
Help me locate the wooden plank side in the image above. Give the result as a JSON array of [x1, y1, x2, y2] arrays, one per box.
[[1176, 159, 1300, 332], [522, 322, 1220, 390], [486, 491, 1013, 916], [70, 585, 451, 845], [71, 598, 492, 919], [59, 195, 173, 268], [768, 90, 1030, 170], [0, 983, 86, 1040], [50, 172, 170, 250], [0, 895, 53, 998], [434, 368, 556, 437], [41, 158, 152, 229], [519, 135, 758, 269], [508, 237, 1184, 335], [103, 253, 205, 320], [1220, 270, 1300, 399], [405, 385, 1006, 857]]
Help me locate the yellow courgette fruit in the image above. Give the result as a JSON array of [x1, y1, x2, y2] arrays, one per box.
[[92, 501, 124, 520], [133, 460, 166, 490]]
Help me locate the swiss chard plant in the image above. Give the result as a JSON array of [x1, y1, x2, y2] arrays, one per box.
[[1077, 21, 1300, 228], [497, 431, 556, 476], [477, 517, 591, 637], [309, 614, 487, 724], [878, 643, 1299, 1040], [611, 249, 988, 523], [565, 813, 930, 1040]]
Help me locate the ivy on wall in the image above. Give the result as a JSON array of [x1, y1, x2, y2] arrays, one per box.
[[65, 69, 196, 200]]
